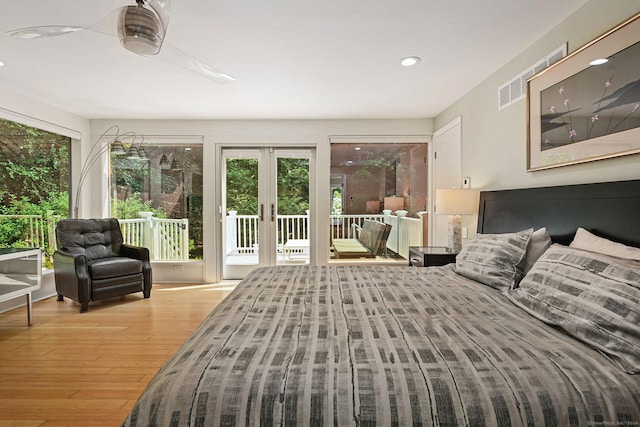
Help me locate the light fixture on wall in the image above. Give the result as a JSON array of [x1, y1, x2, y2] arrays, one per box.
[[74, 125, 140, 218], [159, 153, 170, 168], [384, 196, 404, 213], [435, 188, 478, 252]]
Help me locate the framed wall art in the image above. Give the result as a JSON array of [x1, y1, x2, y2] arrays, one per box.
[[527, 13, 640, 171]]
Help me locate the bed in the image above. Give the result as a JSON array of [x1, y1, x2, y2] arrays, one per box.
[[124, 180, 640, 426]]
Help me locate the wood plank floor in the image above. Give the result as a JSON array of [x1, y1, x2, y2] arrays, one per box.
[[0, 282, 237, 427]]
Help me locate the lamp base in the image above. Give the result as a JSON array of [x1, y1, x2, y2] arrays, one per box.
[[447, 215, 462, 253]]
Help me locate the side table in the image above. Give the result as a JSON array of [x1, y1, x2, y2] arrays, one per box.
[[408, 246, 457, 267]]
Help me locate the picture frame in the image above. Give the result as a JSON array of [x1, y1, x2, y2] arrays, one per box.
[[527, 13, 640, 171]]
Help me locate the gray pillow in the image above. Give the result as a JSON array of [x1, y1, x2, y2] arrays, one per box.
[[523, 227, 552, 274], [455, 228, 533, 291], [508, 244, 640, 374]]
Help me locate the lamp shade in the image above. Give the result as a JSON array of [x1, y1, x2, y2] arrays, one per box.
[[126, 145, 141, 160], [435, 189, 477, 215], [110, 139, 127, 156]]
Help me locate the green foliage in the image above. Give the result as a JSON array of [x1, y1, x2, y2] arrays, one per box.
[[0, 119, 70, 209], [225, 158, 259, 214], [111, 194, 166, 219], [112, 159, 150, 196], [0, 192, 68, 269], [331, 187, 343, 215], [225, 157, 310, 215], [0, 119, 70, 267], [277, 158, 309, 215]]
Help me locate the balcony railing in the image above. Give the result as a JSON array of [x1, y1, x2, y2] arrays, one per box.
[[225, 211, 311, 255], [2, 210, 427, 265], [120, 216, 189, 261], [0, 213, 63, 266], [226, 210, 427, 259], [0, 213, 190, 262]]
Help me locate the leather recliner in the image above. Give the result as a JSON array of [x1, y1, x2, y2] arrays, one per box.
[[53, 218, 152, 312]]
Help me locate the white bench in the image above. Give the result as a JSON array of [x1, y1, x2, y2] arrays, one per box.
[[332, 220, 391, 259], [283, 239, 309, 261]]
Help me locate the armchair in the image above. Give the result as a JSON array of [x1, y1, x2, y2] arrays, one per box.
[[53, 218, 152, 312]]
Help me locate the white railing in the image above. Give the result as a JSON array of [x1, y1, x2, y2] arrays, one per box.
[[329, 214, 385, 239], [0, 214, 46, 249], [226, 211, 427, 259], [225, 212, 259, 255], [278, 211, 310, 243], [120, 216, 189, 261], [383, 210, 426, 259], [225, 211, 312, 255], [0, 212, 63, 255]]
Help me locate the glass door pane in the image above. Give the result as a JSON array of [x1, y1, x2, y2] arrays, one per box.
[[275, 152, 311, 265], [222, 150, 262, 279], [222, 147, 314, 279]]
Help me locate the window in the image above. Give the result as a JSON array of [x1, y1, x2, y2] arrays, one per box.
[[0, 118, 71, 267], [330, 142, 428, 260], [110, 141, 203, 261]]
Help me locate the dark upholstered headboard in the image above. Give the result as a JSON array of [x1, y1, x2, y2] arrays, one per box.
[[477, 179, 640, 248]]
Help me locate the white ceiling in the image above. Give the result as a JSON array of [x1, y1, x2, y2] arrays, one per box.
[[0, 0, 588, 120]]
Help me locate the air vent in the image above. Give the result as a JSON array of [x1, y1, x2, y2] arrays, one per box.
[[498, 43, 567, 110]]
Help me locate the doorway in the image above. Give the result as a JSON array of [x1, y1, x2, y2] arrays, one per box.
[[221, 147, 314, 279], [431, 117, 462, 247]]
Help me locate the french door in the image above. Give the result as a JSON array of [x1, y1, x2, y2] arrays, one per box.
[[221, 147, 314, 279]]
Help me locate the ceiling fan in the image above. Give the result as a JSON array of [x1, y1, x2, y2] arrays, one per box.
[[6, 0, 235, 83]]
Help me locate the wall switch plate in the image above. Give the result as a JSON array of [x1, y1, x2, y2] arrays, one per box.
[[462, 227, 468, 239], [462, 177, 471, 188]]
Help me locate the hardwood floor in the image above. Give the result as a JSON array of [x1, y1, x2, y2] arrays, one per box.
[[0, 282, 237, 427]]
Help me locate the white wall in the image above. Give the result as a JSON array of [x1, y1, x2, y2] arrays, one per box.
[[91, 119, 432, 281], [435, 2, 640, 194]]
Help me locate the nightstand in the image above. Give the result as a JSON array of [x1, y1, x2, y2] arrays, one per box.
[[408, 246, 458, 267]]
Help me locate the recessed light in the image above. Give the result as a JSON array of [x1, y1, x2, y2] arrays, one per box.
[[400, 56, 421, 67], [590, 58, 608, 66], [354, 147, 361, 151], [0, 60, 4, 67]]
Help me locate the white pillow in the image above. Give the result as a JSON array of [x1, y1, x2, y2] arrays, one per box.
[[570, 227, 640, 261], [523, 227, 552, 274]]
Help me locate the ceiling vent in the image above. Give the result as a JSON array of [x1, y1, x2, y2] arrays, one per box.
[[498, 43, 567, 110]]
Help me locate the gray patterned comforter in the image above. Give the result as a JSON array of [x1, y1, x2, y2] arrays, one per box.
[[123, 265, 640, 426]]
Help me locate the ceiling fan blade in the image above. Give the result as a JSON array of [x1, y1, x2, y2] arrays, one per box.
[[8, 0, 233, 83], [147, 0, 171, 38], [7, 8, 121, 39], [6, 25, 84, 39], [154, 43, 236, 83]]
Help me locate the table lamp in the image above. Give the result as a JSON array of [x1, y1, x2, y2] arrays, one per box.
[[435, 188, 478, 252]]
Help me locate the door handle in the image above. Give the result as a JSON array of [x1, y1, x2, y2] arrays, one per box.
[[260, 204, 264, 222], [271, 204, 275, 222]]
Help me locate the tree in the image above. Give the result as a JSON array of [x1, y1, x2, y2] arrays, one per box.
[[225, 157, 310, 215], [0, 119, 70, 212], [225, 158, 259, 214], [277, 158, 309, 215], [0, 119, 71, 266]]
